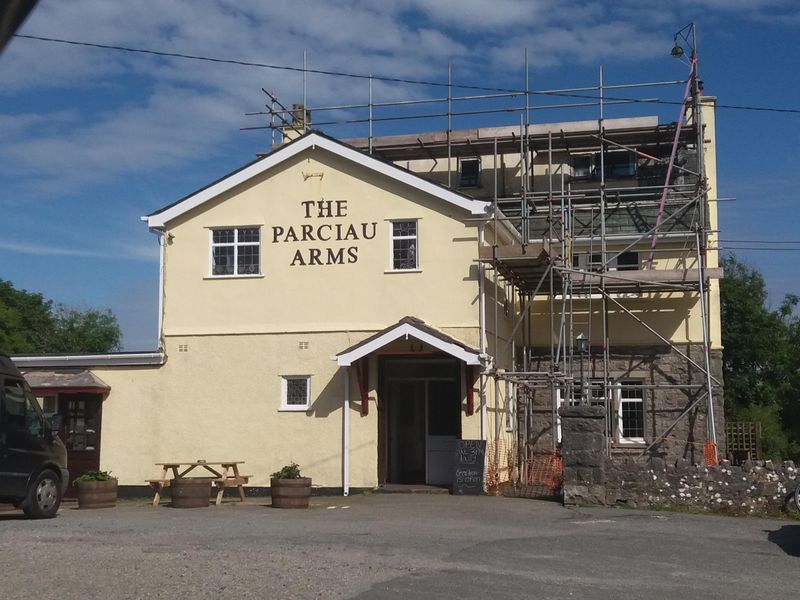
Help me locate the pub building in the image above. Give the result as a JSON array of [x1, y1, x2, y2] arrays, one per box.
[[14, 105, 724, 493]]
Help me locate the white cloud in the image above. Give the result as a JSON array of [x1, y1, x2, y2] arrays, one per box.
[[0, 239, 158, 261], [0, 0, 790, 199]]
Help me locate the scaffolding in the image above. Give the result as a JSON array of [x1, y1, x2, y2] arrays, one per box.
[[248, 23, 723, 483]]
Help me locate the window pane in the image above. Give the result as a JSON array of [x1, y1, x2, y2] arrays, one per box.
[[212, 246, 235, 275], [617, 252, 639, 271], [392, 221, 416, 237], [621, 384, 644, 439], [393, 239, 417, 269], [621, 402, 644, 438], [286, 379, 308, 406], [213, 229, 234, 244], [3, 380, 27, 429], [237, 244, 260, 275], [238, 227, 260, 243], [460, 159, 480, 187]]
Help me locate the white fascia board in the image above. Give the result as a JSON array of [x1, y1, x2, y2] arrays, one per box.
[[336, 323, 481, 366], [146, 133, 488, 228]]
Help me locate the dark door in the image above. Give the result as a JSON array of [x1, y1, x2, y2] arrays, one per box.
[[57, 394, 102, 496], [426, 379, 462, 485], [0, 377, 48, 498], [388, 380, 426, 484]]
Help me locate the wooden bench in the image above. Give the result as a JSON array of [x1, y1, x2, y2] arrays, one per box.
[[212, 475, 252, 505], [146, 479, 171, 506]]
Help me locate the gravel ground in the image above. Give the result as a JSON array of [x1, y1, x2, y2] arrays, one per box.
[[1, 494, 798, 599]]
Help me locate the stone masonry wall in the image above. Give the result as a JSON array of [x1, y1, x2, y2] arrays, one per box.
[[524, 345, 724, 464], [606, 457, 799, 515], [560, 405, 799, 515]]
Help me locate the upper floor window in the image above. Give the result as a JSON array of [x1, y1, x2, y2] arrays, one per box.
[[459, 157, 481, 188], [572, 251, 639, 272], [210, 227, 260, 276], [570, 151, 636, 180], [390, 220, 418, 271]]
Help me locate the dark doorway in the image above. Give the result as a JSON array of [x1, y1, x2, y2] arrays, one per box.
[[383, 358, 462, 486], [388, 380, 425, 483], [35, 391, 103, 497]]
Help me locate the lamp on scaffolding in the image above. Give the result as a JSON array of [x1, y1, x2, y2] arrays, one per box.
[[575, 333, 589, 405]]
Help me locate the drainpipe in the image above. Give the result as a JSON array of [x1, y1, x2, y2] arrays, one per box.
[[343, 367, 350, 496], [156, 229, 166, 350], [478, 223, 488, 441]]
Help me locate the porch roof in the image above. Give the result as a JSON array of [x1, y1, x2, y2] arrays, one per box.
[[334, 316, 484, 367], [21, 369, 111, 393]]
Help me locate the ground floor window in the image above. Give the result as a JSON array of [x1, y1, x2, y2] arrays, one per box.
[[280, 375, 311, 411], [617, 382, 645, 443]]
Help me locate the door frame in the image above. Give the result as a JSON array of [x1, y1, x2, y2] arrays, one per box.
[[379, 356, 462, 485]]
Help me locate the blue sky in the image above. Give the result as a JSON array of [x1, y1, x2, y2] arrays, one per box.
[[1, 0, 799, 350]]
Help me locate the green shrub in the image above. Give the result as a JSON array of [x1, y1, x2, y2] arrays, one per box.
[[271, 462, 302, 479], [74, 470, 115, 484]]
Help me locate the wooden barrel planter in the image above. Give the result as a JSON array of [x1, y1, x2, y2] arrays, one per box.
[[171, 478, 212, 508], [271, 477, 312, 508], [76, 480, 118, 509]]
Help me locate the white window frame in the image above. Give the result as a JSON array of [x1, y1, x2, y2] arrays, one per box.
[[208, 226, 262, 278], [458, 157, 481, 188], [280, 375, 311, 412], [388, 219, 419, 272], [617, 381, 645, 444]]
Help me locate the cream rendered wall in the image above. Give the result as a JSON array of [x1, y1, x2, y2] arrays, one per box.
[[96, 146, 496, 489], [163, 149, 481, 335], [701, 97, 722, 350]]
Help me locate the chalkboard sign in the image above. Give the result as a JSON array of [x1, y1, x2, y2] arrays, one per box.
[[452, 439, 486, 495]]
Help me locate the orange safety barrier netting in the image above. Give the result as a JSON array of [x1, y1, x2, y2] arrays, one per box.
[[486, 439, 514, 493], [486, 440, 564, 497], [704, 441, 719, 466], [522, 449, 563, 490]]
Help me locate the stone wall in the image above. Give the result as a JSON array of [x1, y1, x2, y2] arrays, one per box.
[[560, 405, 799, 515], [605, 457, 799, 514], [560, 405, 607, 505], [523, 345, 724, 464]]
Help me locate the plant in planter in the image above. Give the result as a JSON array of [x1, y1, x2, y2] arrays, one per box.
[[74, 470, 118, 509], [270, 462, 312, 508]]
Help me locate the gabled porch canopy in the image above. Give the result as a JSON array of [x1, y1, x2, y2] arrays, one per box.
[[334, 316, 485, 367]]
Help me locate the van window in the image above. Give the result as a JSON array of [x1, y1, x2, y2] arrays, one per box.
[[2, 379, 43, 437]]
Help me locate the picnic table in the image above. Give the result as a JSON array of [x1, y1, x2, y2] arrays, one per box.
[[147, 461, 250, 506]]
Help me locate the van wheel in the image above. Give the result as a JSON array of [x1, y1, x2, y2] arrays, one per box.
[[22, 470, 62, 519]]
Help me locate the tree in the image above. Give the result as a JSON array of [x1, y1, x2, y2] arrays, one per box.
[[0, 279, 122, 354], [720, 256, 800, 460], [49, 306, 122, 353], [0, 279, 55, 353]]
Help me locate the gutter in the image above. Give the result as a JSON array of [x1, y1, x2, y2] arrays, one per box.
[[11, 352, 166, 368]]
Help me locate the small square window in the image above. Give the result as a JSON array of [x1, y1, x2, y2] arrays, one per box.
[[459, 157, 480, 187], [572, 154, 593, 179], [280, 376, 311, 411]]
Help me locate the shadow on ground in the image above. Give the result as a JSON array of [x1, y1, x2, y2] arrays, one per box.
[[767, 525, 800, 557]]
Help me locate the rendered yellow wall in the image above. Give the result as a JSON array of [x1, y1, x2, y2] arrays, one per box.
[[95, 145, 493, 489], [163, 149, 480, 335], [96, 331, 484, 488]]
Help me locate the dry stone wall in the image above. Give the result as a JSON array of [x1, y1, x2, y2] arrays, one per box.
[[560, 404, 799, 515]]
